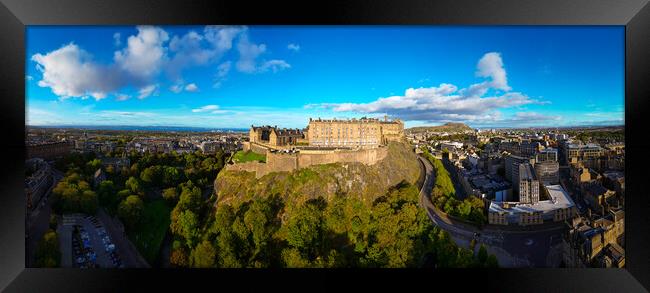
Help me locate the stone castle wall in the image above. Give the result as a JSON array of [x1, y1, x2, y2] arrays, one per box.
[[297, 147, 387, 167], [225, 146, 388, 178]]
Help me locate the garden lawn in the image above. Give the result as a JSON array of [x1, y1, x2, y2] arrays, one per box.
[[233, 150, 266, 163], [128, 199, 171, 264]]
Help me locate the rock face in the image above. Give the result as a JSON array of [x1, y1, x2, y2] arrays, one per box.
[[214, 142, 421, 207]]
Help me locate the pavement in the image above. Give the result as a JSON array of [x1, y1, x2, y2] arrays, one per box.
[[417, 155, 567, 267]]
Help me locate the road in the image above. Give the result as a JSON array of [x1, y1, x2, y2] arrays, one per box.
[[417, 155, 567, 267]]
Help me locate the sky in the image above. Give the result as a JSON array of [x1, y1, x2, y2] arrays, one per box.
[[26, 26, 624, 129]]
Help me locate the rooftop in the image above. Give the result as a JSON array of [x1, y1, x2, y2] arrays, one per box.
[[489, 184, 574, 214]]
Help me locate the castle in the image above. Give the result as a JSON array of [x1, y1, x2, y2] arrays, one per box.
[[248, 116, 404, 149], [231, 117, 405, 178]]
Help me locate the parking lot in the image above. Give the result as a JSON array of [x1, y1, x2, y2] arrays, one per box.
[[59, 214, 124, 268]]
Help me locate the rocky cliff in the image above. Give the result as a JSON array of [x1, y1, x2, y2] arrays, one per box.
[[214, 142, 421, 207]]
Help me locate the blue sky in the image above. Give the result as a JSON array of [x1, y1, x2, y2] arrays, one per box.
[[26, 26, 624, 129]]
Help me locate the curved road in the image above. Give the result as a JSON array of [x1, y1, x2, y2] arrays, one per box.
[[417, 155, 567, 267]]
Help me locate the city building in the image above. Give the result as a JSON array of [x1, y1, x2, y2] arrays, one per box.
[[583, 183, 617, 214], [563, 209, 625, 267], [504, 154, 535, 184], [566, 143, 604, 165], [26, 141, 73, 160], [536, 148, 558, 162], [517, 163, 540, 204], [519, 140, 543, 157], [101, 156, 131, 170], [440, 141, 464, 151], [488, 184, 576, 226], [199, 141, 219, 154], [25, 158, 53, 211], [249, 125, 306, 147], [535, 160, 560, 185]]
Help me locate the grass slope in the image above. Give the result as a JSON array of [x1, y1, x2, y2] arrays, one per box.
[[128, 199, 171, 263]]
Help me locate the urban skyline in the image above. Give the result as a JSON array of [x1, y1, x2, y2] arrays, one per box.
[[26, 26, 624, 129]]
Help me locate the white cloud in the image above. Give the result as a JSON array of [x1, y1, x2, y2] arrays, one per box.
[[137, 84, 158, 99], [259, 60, 291, 73], [192, 105, 220, 112], [115, 94, 130, 101], [204, 25, 246, 51], [31, 43, 123, 100], [236, 35, 290, 74], [164, 27, 244, 80], [510, 112, 561, 122], [212, 61, 232, 88], [25, 75, 33, 81], [114, 26, 169, 82], [31, 25, 288, 101], [217, 61, 231, 77], [287, 43, 300, 52], [475, 52, 510, 91], [315, 52, 548, 124], [458, 52, 512, 98], [185, 83, 199, 92], [113, 32, 121, 47], [236, 35, 266, 73], [170, 84, 183, 93]]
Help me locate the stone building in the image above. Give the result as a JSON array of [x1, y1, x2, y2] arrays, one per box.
[[307, 116, 404, 148], [567, 143, 604, 165], [26, 141, 73, 160], [505, 154, 534, 184], [535, 160, 560, 185], [515, 162, 540, 204], [563, 209, 625, 267], [249, 125, 306, 147], [25, 158, 53, 211]]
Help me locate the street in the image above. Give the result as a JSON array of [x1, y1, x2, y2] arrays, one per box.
[[417, 155, 566, 267]]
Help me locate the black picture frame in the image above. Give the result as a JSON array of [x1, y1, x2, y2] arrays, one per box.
[[1, 0, 649, 292]]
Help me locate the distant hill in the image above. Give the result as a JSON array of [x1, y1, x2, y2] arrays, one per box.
[[406, 122, 473, 134]]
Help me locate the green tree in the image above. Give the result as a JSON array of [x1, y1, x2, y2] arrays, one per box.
[[125, 176, 142, 195], [281, 247, 310, 268], [486, 254, 499, 268], [140, 165, 163, 186], [478, 244, 488, 266], [162, 187, 179, 204], [163, 166, 182, 187], [176, 181, 202, 213], [190, 240, 216, 268], [97, 180, 116, 208], [172, 210, 200, 248], [49, 214, 58, 230], [80, 190, 98, 214], [85, 158, 102, 175], [285, 202, 323, 259], [35, 229, 61, 267], [117, 195, 144, 230]]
